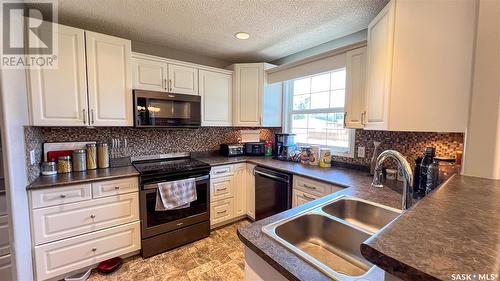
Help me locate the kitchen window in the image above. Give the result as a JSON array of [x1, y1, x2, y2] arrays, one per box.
[[285, 69, 354, 157]]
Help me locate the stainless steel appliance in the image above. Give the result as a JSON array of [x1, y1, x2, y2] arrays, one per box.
[[134, 90, 201, 127], [220, 143, 244, 157], [254, 166, 292, 220], [132, 153, 211, 258], [244, 142, 265, 156], [274, 133, 296, 160]]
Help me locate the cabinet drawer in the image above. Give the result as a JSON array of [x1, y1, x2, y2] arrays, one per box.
[[210, 165, 233, 178], [92, 177, 138, 198], [31, 184, 92, 209], [293, 176, 331, 197], [0, 254, 11, 281], [0, 216, 9, 256], [210, 198, 234, 225], [34, 221, 140, 281], [292, 189, 319, 208], [210, 177, 234, 201], [32, 193, 139, 245]]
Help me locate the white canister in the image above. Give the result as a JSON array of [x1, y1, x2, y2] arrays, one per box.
[[309, 145, 320, 166], [319, 148, 332, 168]]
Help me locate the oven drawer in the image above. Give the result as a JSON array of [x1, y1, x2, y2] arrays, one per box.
[[31, 184, 92, 209], [210, 176, 234, 201], [32, 193, 139, 245], [210, 165, 233, 178], [92, 177, 138, 199], [210, 198, 234, 225], [34, 221, 140, 281]]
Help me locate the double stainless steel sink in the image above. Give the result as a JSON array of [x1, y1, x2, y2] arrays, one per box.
[[262, 196, 401, 281]]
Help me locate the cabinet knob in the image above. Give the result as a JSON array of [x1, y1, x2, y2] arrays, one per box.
[[114, 186, 120, 190], [60, 194, 66, 198], [90, 214, 96, 219], [92, 248, 97, 252]]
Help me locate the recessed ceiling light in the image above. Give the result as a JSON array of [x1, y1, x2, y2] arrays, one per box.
[[235, 32, 250, 40]]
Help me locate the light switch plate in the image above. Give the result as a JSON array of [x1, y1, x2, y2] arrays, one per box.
[[357, 146, 365, 158], [30, 150, 36, 165]]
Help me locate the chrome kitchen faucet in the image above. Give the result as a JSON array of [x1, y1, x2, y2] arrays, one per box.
[[372, 150, 414, 210]]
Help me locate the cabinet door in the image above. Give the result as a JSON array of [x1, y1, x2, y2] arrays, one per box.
[[364, 1, 395, 130], [167, 64, 198, 95], [292, 190, 318, 207], [233, 64, 262, 126], [132, 57, 167, 92], [199, 70, 232, 126], [28, 24, 88, 126], [345, 47, 367, 129], [85, 31, 133, 126], [245, 164, 256, 220], [233, 164, 247, 217]]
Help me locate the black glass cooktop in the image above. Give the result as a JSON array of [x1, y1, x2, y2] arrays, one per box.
[[133, 158, 210, 176]]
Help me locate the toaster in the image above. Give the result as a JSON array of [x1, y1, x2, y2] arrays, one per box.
[[220, 143, 245, 157]]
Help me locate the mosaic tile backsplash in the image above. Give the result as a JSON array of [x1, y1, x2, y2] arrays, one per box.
[[25, 126, 464, 183], [24, 126, 280, 183]]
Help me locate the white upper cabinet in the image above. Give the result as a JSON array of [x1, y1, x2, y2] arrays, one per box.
[[28, 24, 88, 126], [168, 64, 198, 95], [132, 57, 168, 92], [27, 23, 133, 127], [344, 47, 367, 129], [229, 63, 283, 127], [199, 70, 232, 126], [85, 31, 133, 126], [364, 0, 476, 132]]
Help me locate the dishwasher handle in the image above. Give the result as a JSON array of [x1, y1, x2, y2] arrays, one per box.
[[254, 168, 291, 183]]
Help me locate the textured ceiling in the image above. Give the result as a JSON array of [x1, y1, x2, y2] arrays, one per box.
[[51, 0, 387, 63]]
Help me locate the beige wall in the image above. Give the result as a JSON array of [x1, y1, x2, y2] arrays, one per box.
[[463, 0, 500, 179]]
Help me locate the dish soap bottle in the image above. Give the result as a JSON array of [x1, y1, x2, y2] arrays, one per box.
[[418, 147, 436, 198]]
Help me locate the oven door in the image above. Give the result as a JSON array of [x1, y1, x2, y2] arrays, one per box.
[[134, 90, 201, 127], [140, 175, 209, 238]]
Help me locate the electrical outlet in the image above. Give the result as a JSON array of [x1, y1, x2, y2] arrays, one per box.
[[357, 146, 365, 158], [30, 150, 36, 165]]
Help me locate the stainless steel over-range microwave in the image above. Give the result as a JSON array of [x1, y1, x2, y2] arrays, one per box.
[[133, 90, 201, 128]]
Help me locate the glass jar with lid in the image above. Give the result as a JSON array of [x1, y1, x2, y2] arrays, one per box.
[[57, 156, 72, 174]]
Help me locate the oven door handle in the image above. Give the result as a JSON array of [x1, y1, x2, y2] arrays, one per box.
[[143, 175, 209, 190]]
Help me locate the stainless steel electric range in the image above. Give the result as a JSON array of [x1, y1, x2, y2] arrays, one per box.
[[132, 153, 211, 258]]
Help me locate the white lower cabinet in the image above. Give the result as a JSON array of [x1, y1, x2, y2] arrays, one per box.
[[32, 193, 139, 245], [211, 198, 234, 225], [30, 177, 140, 281], [34, 221, 140, 281], [292, 190, 319, 207]]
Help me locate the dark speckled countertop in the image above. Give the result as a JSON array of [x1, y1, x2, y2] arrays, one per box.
[[27, 166, 140, 190]]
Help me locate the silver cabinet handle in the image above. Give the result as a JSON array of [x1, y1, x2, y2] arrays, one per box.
[[303, 184, 317, 190], [60, 194, 66, 198], [90, 214, 96, 219], [361, 111, 366, 125], [343, 111, 347, 128], [164, 78, 168, 91], [114, 186, 120, 190], [303, 194, 316, 200], [83, 109, 87, 124], [216, 187, 227, 192], [90, 109, 95, 124], [214, 170, 229, 174], [216, 210, 227, 214], [169, 79, 172, 92], [91, 247, 97, 252]]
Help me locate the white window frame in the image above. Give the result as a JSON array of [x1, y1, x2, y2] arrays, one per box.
[[283, 70, 355, 158]]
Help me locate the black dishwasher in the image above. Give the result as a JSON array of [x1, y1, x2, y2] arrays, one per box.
[[254, 166, 292, 220]]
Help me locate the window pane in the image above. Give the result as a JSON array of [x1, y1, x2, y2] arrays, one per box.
[[331, 69, 346, 90], [311, 73, 330, 93], [292, 128, 307, 144], [330, 90, 345, 108], [293, 78, 310, 95], [293, 94, 310, 110], [310, 91, 330, 109], [310, 113, 328, 129], [291, 114, 308, 129], [327, 129, 349, 149]]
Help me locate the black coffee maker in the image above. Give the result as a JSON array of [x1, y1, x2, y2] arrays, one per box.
[[274, 133, 296, 160]]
